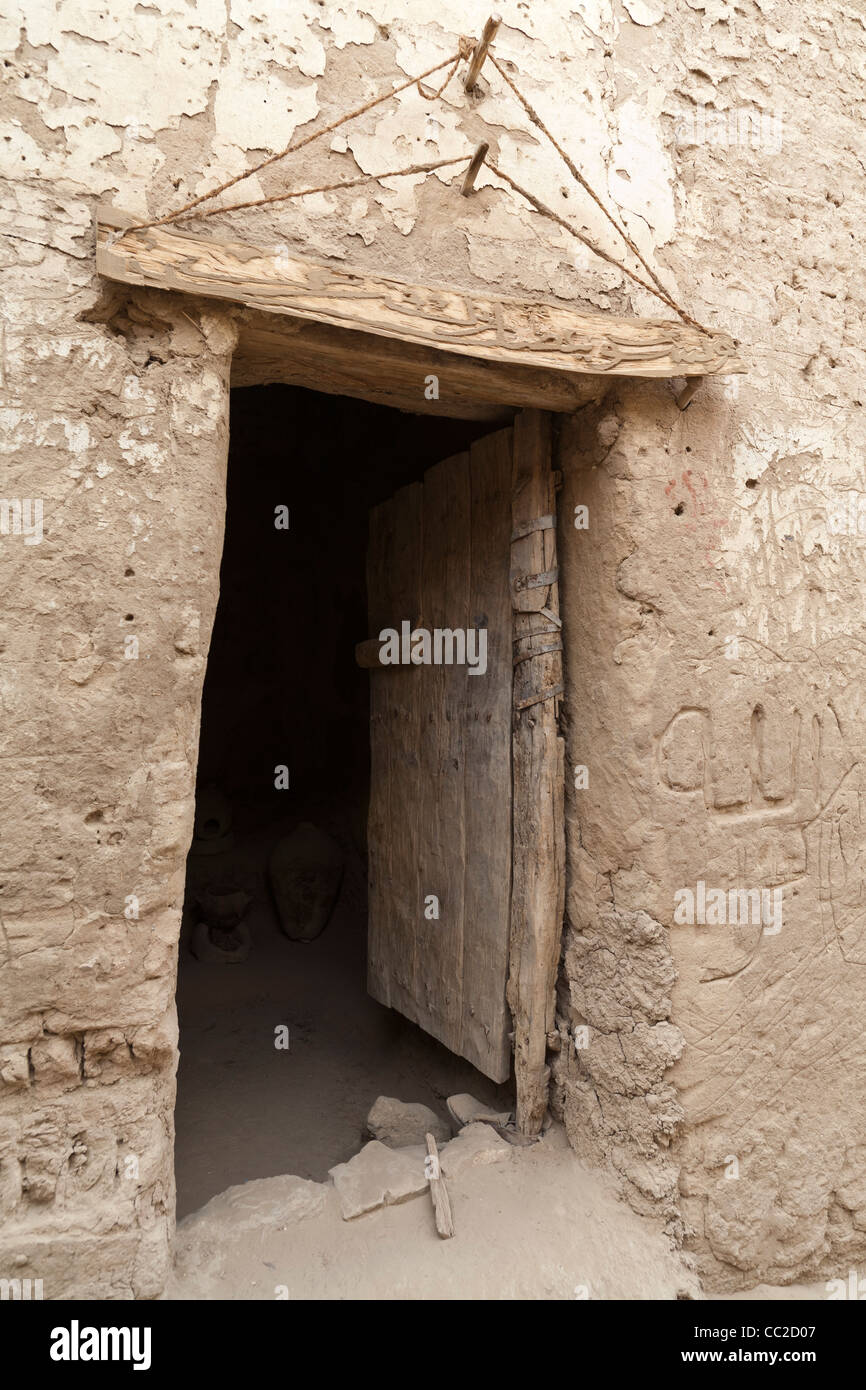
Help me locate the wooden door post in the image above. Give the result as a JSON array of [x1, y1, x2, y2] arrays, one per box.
[[508, 409, 566, 1135]]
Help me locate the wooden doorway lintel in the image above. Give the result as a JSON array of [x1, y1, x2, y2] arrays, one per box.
[[94, 207, 746, 424]]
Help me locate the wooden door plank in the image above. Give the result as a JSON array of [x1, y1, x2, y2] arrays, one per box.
[[508, 409, 567, 1133], [367, 482, 423, 1023], [414, 452, 471, 1054], [366, 438, 514, 1083], [461, 428, 514, 1081]]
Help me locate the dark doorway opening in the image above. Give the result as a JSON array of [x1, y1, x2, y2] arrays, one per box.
[[174, 384, 513, 1218]]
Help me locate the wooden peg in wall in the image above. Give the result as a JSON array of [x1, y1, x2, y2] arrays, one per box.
[[461, 142, 489, 195], [676, 376, 704, 410], [464, 14, 502, 91]]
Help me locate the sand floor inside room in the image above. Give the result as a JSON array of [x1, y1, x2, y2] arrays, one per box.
[[175, 820, 513, 1219]]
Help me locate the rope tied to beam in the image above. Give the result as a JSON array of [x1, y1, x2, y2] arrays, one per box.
[[169, 156, 474, 224], [119, 46, 468, 236], [485, 159, 711, 334], [110, 22, 713, 336], [488, 53, 671, 305]]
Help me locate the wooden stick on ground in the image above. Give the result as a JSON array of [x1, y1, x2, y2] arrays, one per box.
[[464, 14, 502, 91], [461, 142, 489, 195], [425, 1133, 454, 1238]]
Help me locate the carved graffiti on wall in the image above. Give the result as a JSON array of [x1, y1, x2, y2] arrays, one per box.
[[658, 702, 865, 969]]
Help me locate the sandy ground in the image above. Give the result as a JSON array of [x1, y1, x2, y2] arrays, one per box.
[[175, 821, 512, 1217], [167, 1124, 702, 1301], [167, 1120, 862, 1301]]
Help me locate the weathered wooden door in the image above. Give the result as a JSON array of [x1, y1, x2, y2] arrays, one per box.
[[366, 412, 564, 1123], [366, 428, 514, 1082]]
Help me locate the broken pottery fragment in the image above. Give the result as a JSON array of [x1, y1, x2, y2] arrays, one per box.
[[189, 875, 253, 962], [191, 919, 251, 964], [190, 784, 234, 856], [268, 822, 344, 942], [192, 881, 252, 927]]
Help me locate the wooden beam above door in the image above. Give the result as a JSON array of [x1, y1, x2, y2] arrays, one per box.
[[230, 310, 582, 421], [95, 206, 744, 418]]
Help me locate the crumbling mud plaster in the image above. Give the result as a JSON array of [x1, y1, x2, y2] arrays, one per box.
[[0, 269, 235, 1295], [548, 4, 866, 1294], [554, 373, 866, 1291], [2, 0, 865, 1296]]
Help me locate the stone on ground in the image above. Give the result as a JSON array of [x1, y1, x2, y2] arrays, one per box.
[[329, 1140, 428, 1219], [440, 1122, 512, 1179], [181, 1174, 326, 1235], [446, 1092, 512, 1131], [366, 1095, 450, 1148], [172, 1174, 328, 1289]]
